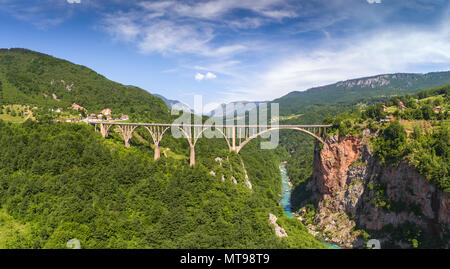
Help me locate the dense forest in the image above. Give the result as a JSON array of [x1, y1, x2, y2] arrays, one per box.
[[0, 48, 329, 249], [0, 119, 325, 249]]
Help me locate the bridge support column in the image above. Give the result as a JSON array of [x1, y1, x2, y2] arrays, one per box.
[[144, 126, 170, 161], [100, 124, 112, 138], [118, 125, 137, 148], [190, 145, 195, 166], [124, 137, 131, 148], [154, 144, 161, 160]]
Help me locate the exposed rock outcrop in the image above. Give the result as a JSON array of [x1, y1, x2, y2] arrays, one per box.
[[269, 213, 288, 238], [302, 135, 450, 248], [310, 135, 361, 199]]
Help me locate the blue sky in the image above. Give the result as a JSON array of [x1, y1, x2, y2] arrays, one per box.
[[1, 0, 450, 111]]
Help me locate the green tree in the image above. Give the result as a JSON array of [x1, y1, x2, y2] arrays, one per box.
[[421, 105, 434, 120], [363, 104, 385, 121], [374, 121, 408, 165]]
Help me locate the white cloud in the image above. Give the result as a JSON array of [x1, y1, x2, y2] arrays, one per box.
[[103, 14, 139, 42], [101, 0, 298, 57], [367, 0, 381, 4], [67, 0, 81, 4], [205, 72, 217, 79], [228, 20, 450, 101], [195, 73, 205, 81], [102, 14, 247, 57], [139, 0, 299, 20], [195, 72, 217, 81]]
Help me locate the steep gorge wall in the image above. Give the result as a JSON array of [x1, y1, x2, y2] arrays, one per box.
[[304, 135, 450, 248]]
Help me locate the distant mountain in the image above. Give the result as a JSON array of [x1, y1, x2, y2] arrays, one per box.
[[0, 48, 171, 121], [208, 101, 267, 117], [273, 72, 450, 116], [152, 93, 193, 113]]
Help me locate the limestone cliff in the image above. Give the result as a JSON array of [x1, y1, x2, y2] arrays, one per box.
[[301, 135, 450, 248]]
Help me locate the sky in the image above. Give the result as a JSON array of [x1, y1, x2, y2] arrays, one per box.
[[1, 0, 450, 112]]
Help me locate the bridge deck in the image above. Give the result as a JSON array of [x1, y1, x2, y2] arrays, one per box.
[[90, 122, 332, 128]]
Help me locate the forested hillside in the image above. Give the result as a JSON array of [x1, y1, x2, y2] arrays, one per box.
[[0, 48, 170, 122], [273, 72, 450, 116], [0, 120, 324, 248], [0, 48, 325, 249]]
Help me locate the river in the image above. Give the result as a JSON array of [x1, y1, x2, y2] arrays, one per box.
[[280, 163, 294, 218], [280, 162, 341, 249]]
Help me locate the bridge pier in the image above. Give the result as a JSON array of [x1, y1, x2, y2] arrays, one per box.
[[190, 146, 195, 166], [144, 126, 170, 161], [100, 123, 112, 138], [154, 145, 161, 160], [118, 125, 137, 148]]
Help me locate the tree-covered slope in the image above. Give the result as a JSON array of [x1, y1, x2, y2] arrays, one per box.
[[0, 48, 325, 249], [273, 72, 450, 116], [0, 48, 170, 122], [0, 119, 323, 249]]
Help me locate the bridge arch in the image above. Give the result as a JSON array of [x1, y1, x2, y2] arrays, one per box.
[[90, 122, 329, 166], [235, 126, 325, 153]]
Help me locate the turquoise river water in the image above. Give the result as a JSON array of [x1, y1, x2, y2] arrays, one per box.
[[280, 162, 341, 249]]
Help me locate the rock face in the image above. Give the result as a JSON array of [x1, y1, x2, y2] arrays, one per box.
[[312, 135, 361, 198], [304, 135, 450, 248], [269, 213, 288, 238], [336, 75, 391, 89]]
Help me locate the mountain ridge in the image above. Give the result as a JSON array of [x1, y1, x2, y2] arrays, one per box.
[[273, 71, 450, 116]]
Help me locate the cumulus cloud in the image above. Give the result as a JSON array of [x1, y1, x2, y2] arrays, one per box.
[[67, 0, 81, 4], [195, 72, 217, 81], [101, 0, 299, 57], [367, 0, 381, 4], [205, 72, 217, 79], [102, 12, 248, 57], [195, 73, 205, 81], [228, 20, 450, 101]]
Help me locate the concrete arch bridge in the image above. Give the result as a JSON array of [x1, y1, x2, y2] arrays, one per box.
[[91, 122, 331, 166]]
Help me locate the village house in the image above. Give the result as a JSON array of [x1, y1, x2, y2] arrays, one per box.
[[434, 106, 443, 112], [88, 113, 98, 120], [71, 103, 86, 111], [398, 101, 407, 111], [101, 108, 112, 116]]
